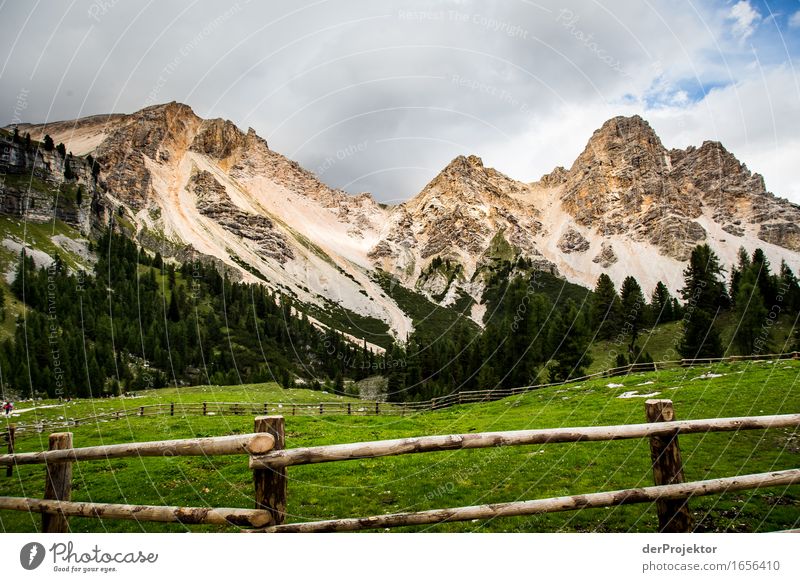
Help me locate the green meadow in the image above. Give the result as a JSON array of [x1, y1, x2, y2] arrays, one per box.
[[1, 359, 798, 533]]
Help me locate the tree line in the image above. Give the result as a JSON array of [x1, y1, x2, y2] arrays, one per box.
[[1, 231, 799, 403], [0, 230, 378, 398], [382, 244, 800, 402]]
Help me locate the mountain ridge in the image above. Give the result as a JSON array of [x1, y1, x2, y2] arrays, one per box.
[[5, 102, 800, 342]]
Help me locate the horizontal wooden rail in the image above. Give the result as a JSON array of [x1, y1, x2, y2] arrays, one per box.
[[0, 433, 274, 466], [254, 468, 800, 533], [0, 497, 272, 528], [250, 413, 800, 469]]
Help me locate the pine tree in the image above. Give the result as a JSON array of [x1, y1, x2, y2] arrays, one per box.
[[620, 276, 646, 354], [650, 281, 673, 324], [548, 299, 592, 382], [167, 291, 180, 322], [43, 134, 54, 151], [592, 274, 622, 340], [678, 245, 726, 358], [63, 157, 74, 180], [733, 269, 768, 355]]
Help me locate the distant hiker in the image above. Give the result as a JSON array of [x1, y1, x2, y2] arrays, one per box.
[[2, 401, 11, 416]]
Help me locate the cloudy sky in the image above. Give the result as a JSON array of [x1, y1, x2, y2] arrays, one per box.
[[1, 0, 799, 203]]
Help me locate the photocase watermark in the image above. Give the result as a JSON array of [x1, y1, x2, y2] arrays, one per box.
[[451, 75, 532, 116], [87, 0, 122, 22], [190, 257, 203, 300], [397, 9, 530, 39], [509, 269, 546, 333], [424, 445, 506, 502], [556, 9, 629, 77], [8, 87, 30, 125], [20, 541, 159, 573], [20, 542, 46, 571], [46, 262, 65, 396], [324, 338, 405, 370], [751, 279, 790, 356], [315, 140, 369, 177], [144, 2, 252, 106]]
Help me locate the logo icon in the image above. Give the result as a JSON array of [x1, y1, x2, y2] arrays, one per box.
[[20, 542, 46, 570]]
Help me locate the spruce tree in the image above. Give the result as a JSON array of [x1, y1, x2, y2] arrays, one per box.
[[678, 244, 727, 358], [43, 134, 54, 151], [620, 276, 646, 354], [592, 274, 622, 340], [733, 269, 768, 355], [548, 299, 592, 382], [650, 281, 673, 324]]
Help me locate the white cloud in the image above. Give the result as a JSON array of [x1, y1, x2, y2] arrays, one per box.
[[1, 0, 797, 203], [728, 1, 761, 41], [789, 11, 800, 29]]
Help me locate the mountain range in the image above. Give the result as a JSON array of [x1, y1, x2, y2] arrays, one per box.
[[4, 102, 800, 343]]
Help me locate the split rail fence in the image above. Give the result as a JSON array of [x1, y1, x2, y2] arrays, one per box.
[[0, 400, 798, 533], [7, 352, 800, 434]]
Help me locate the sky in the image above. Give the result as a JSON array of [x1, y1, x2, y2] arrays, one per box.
[[1, 0, 799, 204]]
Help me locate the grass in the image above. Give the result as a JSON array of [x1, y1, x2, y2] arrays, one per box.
[[4, 381, 361, 425], [586, 310, 796, 374], [302, 299, 393, 350], [0, 216, 89, 341], [0, 216, 89, 273], [374, 270, 479, 341], [1, 359, 798, 533]]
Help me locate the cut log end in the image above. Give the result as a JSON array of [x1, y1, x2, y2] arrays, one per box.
[[246, 433, 276, 455]]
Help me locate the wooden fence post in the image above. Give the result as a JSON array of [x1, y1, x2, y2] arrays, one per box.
[[42, 432, 73, 533], [347, 403, 351, 415], [203, 402, 207, 416], [139, 406, 144, 417], [319, 403, 323, 415], [645, 399, 693, 533], [253, 416, 286, 526], [170, 403, 174, 417], [264, 403, 269, 415], [375, 402, 380, 415], [6, 424, 16, 477]]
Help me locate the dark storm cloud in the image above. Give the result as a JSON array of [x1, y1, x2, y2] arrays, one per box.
[[1, 0, 798, 201]]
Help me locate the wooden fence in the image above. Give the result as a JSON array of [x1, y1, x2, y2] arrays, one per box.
[[8, 351, 800, 434], [1, 400, 798, 532]]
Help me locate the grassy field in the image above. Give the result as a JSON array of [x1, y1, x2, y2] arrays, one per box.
[[3, 381, 362, 426], [1, 359, 798, 533]]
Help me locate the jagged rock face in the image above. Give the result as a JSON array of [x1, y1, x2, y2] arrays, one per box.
[[95, 102, 200, 209], [189, 170, 293, 263], [538, 165, 567, 187], [373, 154, 546, 287], [190, 118, 247, 161], [559, 115, 706, 260], [592, 241, 618, 268], [758, 223, 800, 252], [551, 115, 800, 262], [8, 105, 800, 335], [558, 227, 590, 254], [0, 135, 99, 229]]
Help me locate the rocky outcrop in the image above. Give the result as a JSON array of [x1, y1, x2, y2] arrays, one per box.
[[558, 115, 705, 260], [189, 170, 293, 263], [538, 165, 567, 187], [758, 223, 800, 252], [592, 241, 618, 267], [8, 104, 800, 329], [94, 102, 200, 209], [557, 227, 590, 253]]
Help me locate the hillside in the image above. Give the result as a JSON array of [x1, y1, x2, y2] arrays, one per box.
[[6, 107, 800, 336], [1, 359, 798, 533]]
